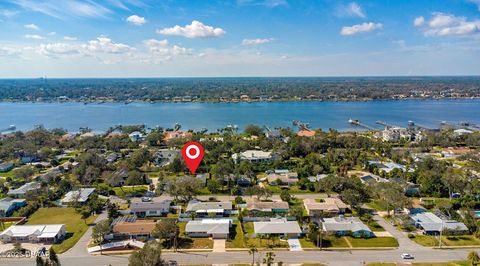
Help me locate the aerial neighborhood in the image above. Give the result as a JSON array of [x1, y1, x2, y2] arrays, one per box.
[[0, 122, 480, 265]]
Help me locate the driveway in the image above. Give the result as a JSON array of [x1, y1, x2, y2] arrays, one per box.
[[63, 211, 108, 257], [212, 239, 226, 252], [373, 214, 427, 251], [287, 238, 302, 251]]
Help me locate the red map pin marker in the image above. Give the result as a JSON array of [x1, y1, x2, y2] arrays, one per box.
[[182, 142, 204, 174]]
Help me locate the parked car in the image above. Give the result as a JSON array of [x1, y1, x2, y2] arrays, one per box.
[[401, 253, 414, 259]]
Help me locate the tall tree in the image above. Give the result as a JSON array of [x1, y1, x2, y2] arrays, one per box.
[[128, 240, 166, 266]]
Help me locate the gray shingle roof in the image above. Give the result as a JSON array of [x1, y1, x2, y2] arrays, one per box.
[[253, 218, 301, 234]]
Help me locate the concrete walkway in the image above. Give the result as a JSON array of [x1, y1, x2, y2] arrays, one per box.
[[287, 238, 302, 251], [212, 239, 226, 252]]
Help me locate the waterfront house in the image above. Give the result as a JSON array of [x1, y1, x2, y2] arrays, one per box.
[[266, 170, 298, 186], [0, 198, 26, 217], [185, 219, 230, 239], [129, 131, 145, 142], [303, 198, 348, 217], [232, 150, 277, 163], [7, 182, 41, 198], [185, 201, 233, 217], [0, 163, 14, 173], [366, 161, 413, 173], [453, 128, 473, 136], [130, 199, 171, 217], [0, 224, 66, 243], [61, 188, 96, 205], [245, 198, 289, 214], [410, 211, 468, 235], [253, 218, 302, 237], [322, 216, 373, 237]]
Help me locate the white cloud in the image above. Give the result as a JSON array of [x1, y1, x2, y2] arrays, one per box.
[[126, 15, 146, 25], [237, 0, 288, 8], [0, 46, 20, 57], [11, 0, 112, 19], [24, 23, 40, 30], [346, 2, 366, 18], [157, 20, 226, 38], [64, 36, 78, 41], [49, 32, 56, 36], [83, 37, 132, 54], [37, 43, 82, 57], [417, 13, 480, 37], [24, 34, 44, 40], [0, 9, 18, 17], [242, 38, 273, 45], [340, 22, 383, 36], [414, 16, 425, 27], [141, 38, 192, 63]]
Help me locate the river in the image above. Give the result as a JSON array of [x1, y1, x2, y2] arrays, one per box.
[[1, 99, 479, 132]]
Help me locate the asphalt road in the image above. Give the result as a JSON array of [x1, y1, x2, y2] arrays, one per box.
[[1, 248, 475, 266]]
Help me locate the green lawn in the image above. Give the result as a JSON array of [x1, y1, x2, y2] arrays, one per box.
[[411, 235, 480, 247], [27, 207, 96, 253], [345, 237, 398, 247], [226, 221, 246, 248], [299, 236, 349, 248], [366, 200, 388, 211], [177, 222, 213, 249], [112, 186, 148, 197], [0, 221, 17, 231]]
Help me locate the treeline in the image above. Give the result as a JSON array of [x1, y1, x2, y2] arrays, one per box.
[[1, 77, 480, 101]]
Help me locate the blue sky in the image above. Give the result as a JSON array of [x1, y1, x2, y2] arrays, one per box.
[[0, 0, 480, 77]]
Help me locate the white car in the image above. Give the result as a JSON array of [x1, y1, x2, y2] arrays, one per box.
[[401, 253, 414, 259]]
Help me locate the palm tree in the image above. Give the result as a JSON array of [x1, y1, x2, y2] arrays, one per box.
[[248, 246, 258, 266], [263, 251, 275, 266], [468, 251, 480, 265]]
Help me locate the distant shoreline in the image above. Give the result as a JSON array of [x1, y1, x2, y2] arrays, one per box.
[[1, 97, 480, 104]]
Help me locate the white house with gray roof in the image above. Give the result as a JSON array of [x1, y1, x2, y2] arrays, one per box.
[[410, 211, 468, 235], [253, 218, 302, 237], [130, 199, 171, 217], [185, 219, 231, 239], [185, 201, 233, 217], [7, 182, 41, 198], [0, 224, 66, 243], [61, 188, 96, 205], [322, 216, 373, 237]]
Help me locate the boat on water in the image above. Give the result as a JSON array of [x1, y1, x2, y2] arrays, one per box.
[[348, 118, 360, 125]]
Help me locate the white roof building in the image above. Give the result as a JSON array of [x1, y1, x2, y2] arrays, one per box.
[[185, 219, 230, 239], [253, 218, 302, 236], [61, 188, 96, 204], [0, 224, 66, 243], [232, 150, 276, 163]]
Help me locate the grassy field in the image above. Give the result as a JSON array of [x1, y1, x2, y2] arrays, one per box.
[[26, 207, 96, 253], [411, 235, 480, 247], [366, 200, 388, 211], [112, 186, 148, 197], [299, 236, 349, 248], [345, 237, 398, 247], [367, 263, 469, 266], [226, 222, 288, 248], [226, 221, 246, 248], [177, 222, 213, 249], [0, 221, 17, 230]]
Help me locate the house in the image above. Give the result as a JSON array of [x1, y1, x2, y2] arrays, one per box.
[[163, 131, 193, 142], [308, 174, 328, 183], [410, 211, 468, 235], [266, 171, 298, 186], [441, 147, 474, 158], [297, 130, 316, 137], [21, 156, 38, 164], [0, 198, 26, 217], [106, 153, 119, 163], [129, 131, 145, 142], [0, 163, 14, 172], [245, 198, 289, 213], [185, 201, 233, 217], [195, 173, 209, 186], [106, 169, 129, 187], [359, 174, 388, 185], [154, 149, 180, 167], [112, 219, 157, 239], [366, 161, 413, 173], [232, 150, 277, 163], [303, 198, 348, 217], [322, 216, 373, 237], [253, 218, 302, 237], [130, 199, 171, 217], [224, 174, 251, 187], [61, 188, 96, 205], [0, 224, 66, 243], [185, 219, 230, 239], [266, 131, 283, 140], [454, 128, 473, 136], [7, 182, 41, 198]]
